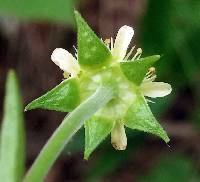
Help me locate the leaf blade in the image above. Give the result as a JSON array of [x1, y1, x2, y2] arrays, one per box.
[[0, 70, 25, 182]]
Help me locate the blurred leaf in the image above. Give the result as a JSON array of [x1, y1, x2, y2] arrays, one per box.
[[0, 0, 77, 23], [0, 70, 25, 182], [84, 116, 114, 159], [172, 30, 198, 84], [138, 154, 199, 182], [148, 94, 175, 118], [25, 78, 80, 112], [172, 0, 200, 31], [124, 93, 169, 143], [140, 0, 172, 55], [85, 131, 145, 182], [120, 55, 160, 85], [75, 11, 111, 68], [140, 0, 199, 87]]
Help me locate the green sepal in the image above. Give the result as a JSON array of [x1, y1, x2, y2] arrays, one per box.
[[74, 10, 111, 68], [120, 55, 160, 85], [84, 116, 114, 160], [25, 78, 80, 112], [124, 93, 169, 143]]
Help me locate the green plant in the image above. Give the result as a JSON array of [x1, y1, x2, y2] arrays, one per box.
[[138, 154, 199, 182], [24, 10, 172, 182]]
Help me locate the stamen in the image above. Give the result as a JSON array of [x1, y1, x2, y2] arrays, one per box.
[[143, 75, 157, 82], [124, 45, 135, 60], [146, 98, 155, 103], [147, 67, 156, 75], [110, 37, 114, 51], [73, 46, 78, 59], [73, 45, 78, 53], [74, 53, 78, 59], [132, 48, 142, 60], [63, 72, 70, 79], [104, 38, 111, 48]]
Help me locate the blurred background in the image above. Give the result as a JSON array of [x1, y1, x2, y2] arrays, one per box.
[[0, 0, 200, 181]]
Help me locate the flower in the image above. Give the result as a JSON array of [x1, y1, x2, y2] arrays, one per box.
[[51, 48, 80, 78], [50, 25, 172, 152], [26, 11, 172, 158]]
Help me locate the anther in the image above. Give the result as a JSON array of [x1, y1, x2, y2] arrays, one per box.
[[110, 37, 114, 51], [137, 48, 142, 54], [104, 38, 111, 45], [148, 67, 156, 75], [63, 72, 70, 79]]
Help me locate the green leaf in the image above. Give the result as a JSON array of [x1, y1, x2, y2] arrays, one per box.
[[85, 132, 145, 182], [124, 93, 169, 143], [0, 0, 77, 23], [138, 154, 199, 182], [74, 10, 111, 68], [0, 70, 25, 182], [120, 55, 160, 85], [84, 116, 114, 160], [25, 78, 80, 112]]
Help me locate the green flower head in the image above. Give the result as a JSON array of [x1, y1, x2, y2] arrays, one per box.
[[25, 10, 172, 159]]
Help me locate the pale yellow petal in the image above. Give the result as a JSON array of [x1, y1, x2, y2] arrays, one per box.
[[112, 25, 134, 61], [51, 48, 80, 77], [141, 82, 172, 98]]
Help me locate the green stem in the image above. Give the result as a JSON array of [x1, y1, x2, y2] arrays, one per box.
[[23, 85, 114, 182]]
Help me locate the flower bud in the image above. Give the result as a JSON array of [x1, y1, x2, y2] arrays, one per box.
[[111, 121, 127, 150]]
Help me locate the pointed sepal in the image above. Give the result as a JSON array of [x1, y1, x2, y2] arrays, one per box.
[[74, 10, 111, 68], [120, 55, 160, 85], [84, 116, 114, 159], [124, 93, 169, 143], [25, 78, 80, 112]]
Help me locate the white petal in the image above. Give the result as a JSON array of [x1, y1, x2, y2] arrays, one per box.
[[112, 25, 134, 61], [141, 82, 172, 98], [51, 48, 80, 77], [111, 122, 127, 150]]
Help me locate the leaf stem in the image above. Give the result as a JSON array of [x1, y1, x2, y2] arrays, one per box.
[[23, 84, 115, 182]]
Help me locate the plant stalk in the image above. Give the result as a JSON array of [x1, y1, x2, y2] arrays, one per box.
[[24, 84, 114, 182]]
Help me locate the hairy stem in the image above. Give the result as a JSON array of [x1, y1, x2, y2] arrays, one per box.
[[24, 84, 114, 182]]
